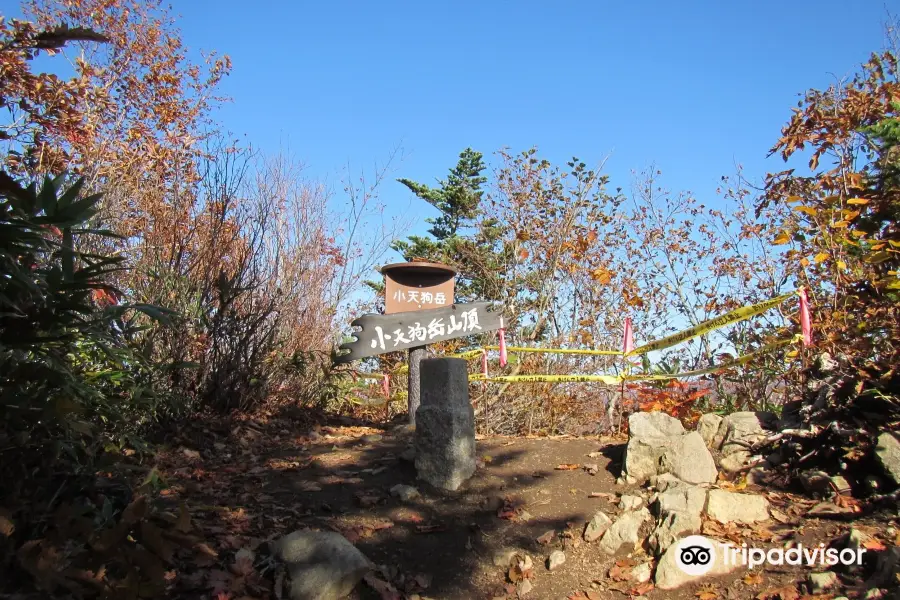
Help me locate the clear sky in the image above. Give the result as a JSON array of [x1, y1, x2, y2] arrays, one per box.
[[3, 1, 896, 250], [170, 0, 893, 246]]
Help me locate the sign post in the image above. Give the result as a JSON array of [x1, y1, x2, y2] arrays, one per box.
[[381, 262, 456, 425], [334, 261, 504, 425]]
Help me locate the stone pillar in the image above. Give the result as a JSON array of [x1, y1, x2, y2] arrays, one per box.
[[414, 358, 475, 490], [407, 345, 425, 426]]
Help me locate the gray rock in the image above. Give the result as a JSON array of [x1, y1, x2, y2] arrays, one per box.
[[389, 484, 420, 502], [706, 489, 769, 524], [547, 550, 565, 570], [697, 413, 724, 450], [719, 412, 776, 456], [414, 359, 476, 490], [649, 510, 702, 555], [629, 412, 686, 438], [808, 571, 839, 594], [841, 528, 870, 551], [660, 431, 718, 485], [584, 510, 613, 542], [622, 435, 678, 483], [747, 466, 772, 486], [599, 508, 651, 555], [653, 473, 690, 492], [719, 451, 753, 475], [655, 485, 707, 518], [631, 562, 653, 584], [361, 434, 383, 443], [517, 578, 533, 596], [273, 530, 373, 600], [619, 495, 644, 511], [655, 539, 739, 590], [876, 432, 900, 485], [399, 446, 415, 462]]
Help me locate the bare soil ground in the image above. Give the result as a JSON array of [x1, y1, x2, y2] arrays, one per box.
[[151, 413, 898, 600]]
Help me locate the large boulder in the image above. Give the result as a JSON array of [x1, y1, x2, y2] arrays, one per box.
[[629, 412, 686, 438], [623, 435, 679, 483], [623, 413, 718, 484], [649, 510, 702, 556], [660, 432, 718, 485], [273, 530, 373, 600]]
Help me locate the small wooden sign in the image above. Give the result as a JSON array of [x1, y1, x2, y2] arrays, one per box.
[[382, 261, 456, 314], [334, 302, 502, 363]]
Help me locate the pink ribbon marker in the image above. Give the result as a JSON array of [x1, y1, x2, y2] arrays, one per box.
[[382, 374, 390, 398], [481, 349, 489, 378], [799, 288, 813, 347], [623, 316, 634, 355], [498, 317, 508, 367]]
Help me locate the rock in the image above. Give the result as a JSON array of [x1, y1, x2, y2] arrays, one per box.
[[273, 530, 373, 600], [649, 510, 702, 555], [655, 537, 739, 589], [547, 550, 565, 570], [399, 447, 415, 462], [389, 484, 420, 502], [719, 451, 753, 475], [619, 495, 644, 511], [660, 432, 718, 485], [361, 434, 383, 443], [697, 413, 724, 450], [841, 528, 870, 551], [599, 508, 651, 555], [718, 412, 776, 455], [706, 489, 769, 524], [622, 435, 678, 483], [491, 548, 520, 568], [584, 511, 613, 542], [808, 571, 839, 594], [629, 412, 686, 438], [875, 432, 900, 485], [800, 470, 834, 496], [655, 486, 707, 518], [653, 473, 690, 492], [631, 562, 652, 584], [414, 359, 476, 490], [517, 578, 533, 596]]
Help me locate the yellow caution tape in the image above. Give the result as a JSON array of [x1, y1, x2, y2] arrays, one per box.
[[627, 292, 794, 356], [448, 349, 487, 360], [624, 337, 798, 381], [483, 345, 622, 356]]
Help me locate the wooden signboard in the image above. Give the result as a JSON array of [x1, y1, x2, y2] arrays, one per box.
[[382, 261, 456, 314], [334, 302, 502, 363]]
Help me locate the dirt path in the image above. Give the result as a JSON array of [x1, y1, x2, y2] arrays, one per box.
[[152, 414, 896, 599]]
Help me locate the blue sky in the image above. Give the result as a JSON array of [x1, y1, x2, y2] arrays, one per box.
[[2, 1, 895, 250], [170, 0, 892, 249]]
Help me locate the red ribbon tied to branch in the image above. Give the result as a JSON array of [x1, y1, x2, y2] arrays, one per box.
[[481, 349, 489, 378], [382, 374, 390, 398]]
